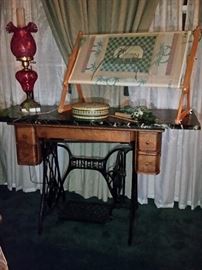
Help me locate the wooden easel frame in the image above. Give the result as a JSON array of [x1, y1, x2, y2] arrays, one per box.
[[175, 26, 201, 124], [58, 32, 85, 113], [58, 28, 201, 124]]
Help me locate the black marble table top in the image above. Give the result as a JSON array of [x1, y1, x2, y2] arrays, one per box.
[[0, 105, 200, 130]]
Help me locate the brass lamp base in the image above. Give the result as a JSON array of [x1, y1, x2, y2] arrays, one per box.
[[20, 96, 41, 113]]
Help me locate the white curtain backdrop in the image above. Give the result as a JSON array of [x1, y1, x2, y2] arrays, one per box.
[[0, 0, 201, 209], [129, 0, 202, 209]]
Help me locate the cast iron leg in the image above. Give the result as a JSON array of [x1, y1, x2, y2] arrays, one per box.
[[38, 159, 47, 234], [38, 140, 64, 234], [128, 143, 138, 246]]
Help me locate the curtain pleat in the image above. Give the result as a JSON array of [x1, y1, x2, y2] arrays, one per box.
[[41, 0, 159, 62]]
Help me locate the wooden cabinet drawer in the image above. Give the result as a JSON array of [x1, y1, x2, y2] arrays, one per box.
[[136, 131, 162, 174], [137, 131, 162, 152], [16, 142, 42, 165], [136, 154, 160, 174], [15, 126, 38, 144], [15, 125, 42, 165]]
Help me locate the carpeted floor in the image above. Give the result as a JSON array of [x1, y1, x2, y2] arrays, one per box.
[[0, 185, 202, 270]]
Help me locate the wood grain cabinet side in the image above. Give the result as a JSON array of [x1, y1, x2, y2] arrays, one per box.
[[15, 125, 42, 165]]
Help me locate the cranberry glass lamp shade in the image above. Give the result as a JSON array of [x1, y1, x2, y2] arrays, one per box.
[[6, 22, 37, 61]]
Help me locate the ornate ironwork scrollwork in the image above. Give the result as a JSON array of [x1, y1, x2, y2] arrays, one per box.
[[38, 140, 132, 233]]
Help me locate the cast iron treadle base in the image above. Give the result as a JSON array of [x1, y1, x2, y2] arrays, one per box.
[[39, 140, 137, 245], [59, 200, 113, 224]]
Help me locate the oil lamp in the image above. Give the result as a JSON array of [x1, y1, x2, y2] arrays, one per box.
[[6, 8, 40, 112]]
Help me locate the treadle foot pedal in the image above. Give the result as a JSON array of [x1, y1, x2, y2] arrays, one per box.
[[59, 200, 113, 224]]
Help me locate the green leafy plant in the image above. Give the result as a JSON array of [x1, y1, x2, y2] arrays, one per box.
[[120, 106, 156, 125]]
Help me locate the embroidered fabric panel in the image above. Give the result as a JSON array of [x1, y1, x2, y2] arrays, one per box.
[[100, 36, 156, 73], [69, 31, 192, 88]]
